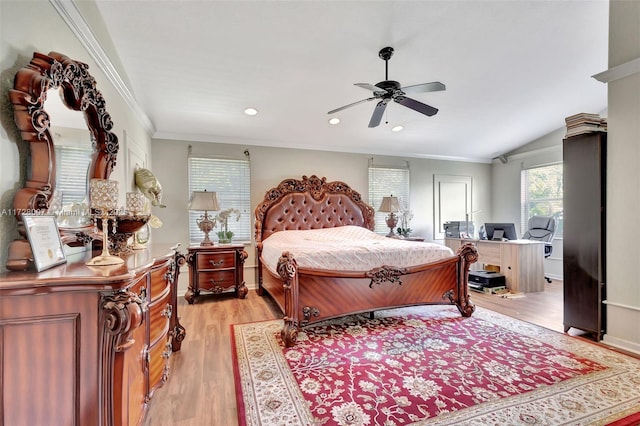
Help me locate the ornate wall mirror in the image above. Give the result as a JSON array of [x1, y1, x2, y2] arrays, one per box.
[[6, 51, 119, 270]]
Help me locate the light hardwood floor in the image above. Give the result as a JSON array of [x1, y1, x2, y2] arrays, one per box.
[[143, 281, 566, 425]]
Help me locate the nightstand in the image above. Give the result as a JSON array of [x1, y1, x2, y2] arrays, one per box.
[[185, 244, 248, 304]]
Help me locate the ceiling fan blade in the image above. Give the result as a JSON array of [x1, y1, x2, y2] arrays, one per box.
[[401, 81, 446, 94], [395, 95, 439, 116], [368, 101, 388, 128], [355, 83, 385, 93], [328, 97, 376, 114]]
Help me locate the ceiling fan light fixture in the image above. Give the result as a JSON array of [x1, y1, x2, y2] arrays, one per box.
[[391, 125, 404, 132], [244, 107, 258, 116], [328, 117, 340, 125]]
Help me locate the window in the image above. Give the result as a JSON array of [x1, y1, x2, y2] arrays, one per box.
[[521, 164, 563, 237], [368, 166, 410, 234], [188, 157, 251, 243], [54, 145, 92, 206]]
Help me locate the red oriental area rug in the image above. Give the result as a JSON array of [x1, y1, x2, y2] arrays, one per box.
[[232, 307, 640, 425]]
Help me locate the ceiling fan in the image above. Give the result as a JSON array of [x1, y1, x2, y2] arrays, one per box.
[[328, 46, 446, 128]]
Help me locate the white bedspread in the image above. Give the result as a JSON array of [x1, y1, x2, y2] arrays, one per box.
[[261, 225, 454, 273]]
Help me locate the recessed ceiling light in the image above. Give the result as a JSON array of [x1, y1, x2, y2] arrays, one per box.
[[391, 125, 404, 132], [328, 117, 340, 125], [244, 107, 258, 116]]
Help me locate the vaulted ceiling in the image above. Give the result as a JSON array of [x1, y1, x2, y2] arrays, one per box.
[[89, 0, 608, 162]]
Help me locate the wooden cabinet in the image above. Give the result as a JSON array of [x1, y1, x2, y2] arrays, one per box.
[[563, 132, 606, 340], [185, 244, 248, 303], [445, 238, 545, 293], [0, 244, 185, 426]]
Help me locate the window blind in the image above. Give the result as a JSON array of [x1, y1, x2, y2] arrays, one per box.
[[368, 166, 410, 234], [520, 163, 563, 238], [54, 145, 92, 206], [188, 157, 251, 243]]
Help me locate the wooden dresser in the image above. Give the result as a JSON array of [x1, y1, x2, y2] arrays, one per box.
[[0, 244, 186, 426]]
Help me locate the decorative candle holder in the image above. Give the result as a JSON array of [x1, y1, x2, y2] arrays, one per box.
[[126, 192, 148, 250], [126, 192, 146, 214], [86, 179, 125, 266]]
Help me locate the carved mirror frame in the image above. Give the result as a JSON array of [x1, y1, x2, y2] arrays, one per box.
[[6, 51, 119, 270]]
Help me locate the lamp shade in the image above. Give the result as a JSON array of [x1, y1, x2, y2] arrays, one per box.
[[188, 190, 219, 211], [379, 196, 401, 213]]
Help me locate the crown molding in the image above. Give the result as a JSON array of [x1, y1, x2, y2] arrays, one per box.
[[592, 57, 640, 83], [49, 0, 155, 134]]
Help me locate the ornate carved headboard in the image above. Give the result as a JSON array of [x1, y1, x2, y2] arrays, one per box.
[[254, 175, 375, 244]]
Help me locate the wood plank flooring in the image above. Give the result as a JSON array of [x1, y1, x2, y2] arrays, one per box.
[[143, 281, 565, 425]]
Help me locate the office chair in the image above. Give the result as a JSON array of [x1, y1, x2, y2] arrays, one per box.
[[521, 216, 557, 283]]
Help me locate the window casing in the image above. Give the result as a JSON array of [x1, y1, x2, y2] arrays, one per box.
[[520, 163, 563, 238], [188, 157, 251, 243], [368, 166, 410, 234]]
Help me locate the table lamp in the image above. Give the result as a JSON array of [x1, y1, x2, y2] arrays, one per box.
[[189, 190, 219, 246], [379, 195, 401, 237], [86, 178, 125, 266]]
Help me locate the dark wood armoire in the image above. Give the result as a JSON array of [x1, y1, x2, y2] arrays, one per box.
[[562, 131, 606, 340]]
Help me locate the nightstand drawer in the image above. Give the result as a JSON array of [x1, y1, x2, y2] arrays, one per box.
[[196, 251, 236, 270], [198, 270, 236, 291]]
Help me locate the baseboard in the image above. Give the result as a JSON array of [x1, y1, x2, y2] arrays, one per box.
[[601, 334, 640, 356]]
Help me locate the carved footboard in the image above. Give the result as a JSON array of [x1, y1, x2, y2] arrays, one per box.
[[275, 243, 478, 347]]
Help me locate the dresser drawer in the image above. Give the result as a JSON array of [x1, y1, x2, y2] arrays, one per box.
[[477, 242, 501, 266], [197, 270, 236, 291], [148, 339, 172, 397], [149, 259, 172, 300], [196, 250, 236, 270], [149, 292, 171, 346], [129, 274, 148, 303]]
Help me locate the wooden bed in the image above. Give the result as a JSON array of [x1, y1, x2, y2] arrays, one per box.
[[254, 175, 478, 347]]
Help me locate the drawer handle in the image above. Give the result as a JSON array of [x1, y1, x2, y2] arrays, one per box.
[[161, 303, 172, 319], [209, 259, 224, 267], [144, 348, 150, 372], [209, 278, 224, 285], [162, 342, 173, 359]]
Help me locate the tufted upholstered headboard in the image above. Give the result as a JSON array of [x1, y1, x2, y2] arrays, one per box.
[[254, 175, 375, 244]]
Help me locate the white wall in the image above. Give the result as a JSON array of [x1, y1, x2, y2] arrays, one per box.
[[490, 0, 640, 354], [602, 0, 640, 354], [151, 138, 492, 293], [491, 128, 565, 280], [0, 0, 152, 270]]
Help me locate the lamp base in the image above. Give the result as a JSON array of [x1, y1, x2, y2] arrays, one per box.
[[385, 212, 398, 237], [86, 254, 125, 266], [197, 214, 215, 246]]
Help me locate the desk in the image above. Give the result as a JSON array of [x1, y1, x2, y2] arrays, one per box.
[[445, 238, 545, 293]]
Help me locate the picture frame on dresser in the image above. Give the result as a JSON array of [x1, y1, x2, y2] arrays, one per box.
[[22, 214, 67, 272]]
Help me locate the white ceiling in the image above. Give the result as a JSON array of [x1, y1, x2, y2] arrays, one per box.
[[88, 0, 608, 162]]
